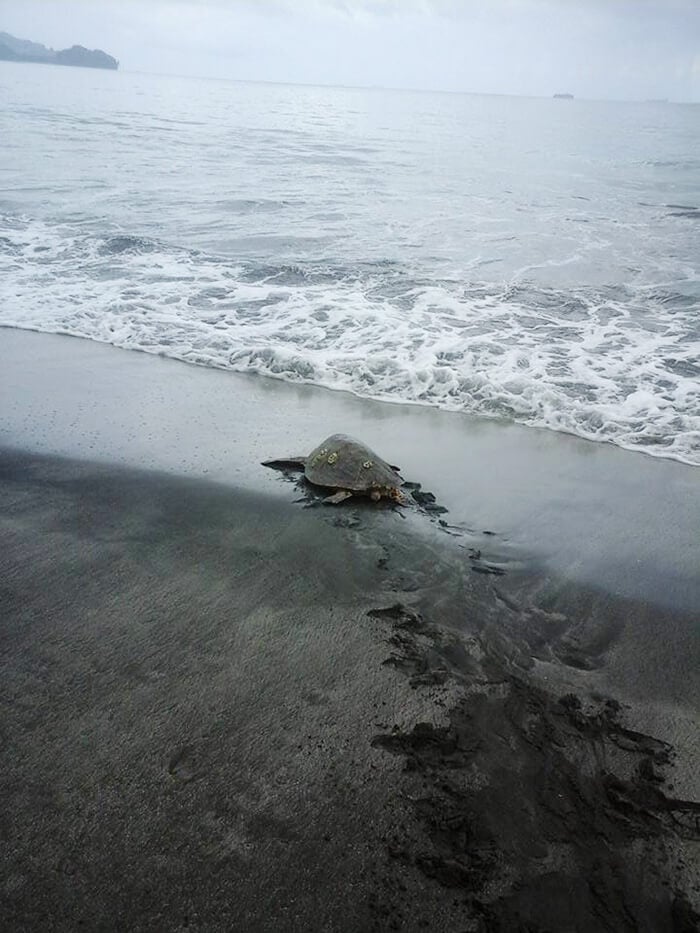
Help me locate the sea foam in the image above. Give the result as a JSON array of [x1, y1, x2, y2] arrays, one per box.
[[1, 215, 699, 466]]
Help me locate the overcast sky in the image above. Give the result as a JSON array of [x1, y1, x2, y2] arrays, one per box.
[[3, 0, 700, 101]]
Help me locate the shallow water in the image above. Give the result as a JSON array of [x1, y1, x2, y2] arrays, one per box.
[[1, 63, 699, 463]]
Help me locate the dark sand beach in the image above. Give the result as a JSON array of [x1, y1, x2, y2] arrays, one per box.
[[1, 330, 699, 931]]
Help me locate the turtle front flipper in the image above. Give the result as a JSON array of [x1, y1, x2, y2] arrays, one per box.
[[323, 490, 354, 505], [262, 457, 307, 471]]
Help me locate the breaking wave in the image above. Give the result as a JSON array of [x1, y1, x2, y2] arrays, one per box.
[[1, 214, 699, 466]]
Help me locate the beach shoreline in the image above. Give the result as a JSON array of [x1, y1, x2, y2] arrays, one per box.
[[2, 327, 699, 611], [1, 329, 699, 929]]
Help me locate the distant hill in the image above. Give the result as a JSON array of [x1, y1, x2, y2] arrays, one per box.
[[0, 31, 118, 70]]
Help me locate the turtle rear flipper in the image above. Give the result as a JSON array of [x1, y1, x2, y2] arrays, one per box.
[[262, 457, 307, 471]]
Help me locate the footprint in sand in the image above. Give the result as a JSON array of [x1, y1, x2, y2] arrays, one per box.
[[167, 746, 197, 783]]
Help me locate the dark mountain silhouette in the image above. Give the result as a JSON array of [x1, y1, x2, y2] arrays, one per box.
[[0, 31, 118, 70]]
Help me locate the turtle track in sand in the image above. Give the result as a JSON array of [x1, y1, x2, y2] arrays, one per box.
[[365, 603, 700, 933]]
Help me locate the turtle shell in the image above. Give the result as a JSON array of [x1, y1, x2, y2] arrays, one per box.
[[304, 434, 401, 492]]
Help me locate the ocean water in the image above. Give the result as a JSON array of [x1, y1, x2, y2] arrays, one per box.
[[1, 63, 699, 465]]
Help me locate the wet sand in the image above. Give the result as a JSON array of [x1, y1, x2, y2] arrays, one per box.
[[1, 330, 699, 930], [2, 328, 699, 612]]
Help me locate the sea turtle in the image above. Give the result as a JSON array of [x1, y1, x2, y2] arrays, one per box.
[[262, 434, 404, 505]]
